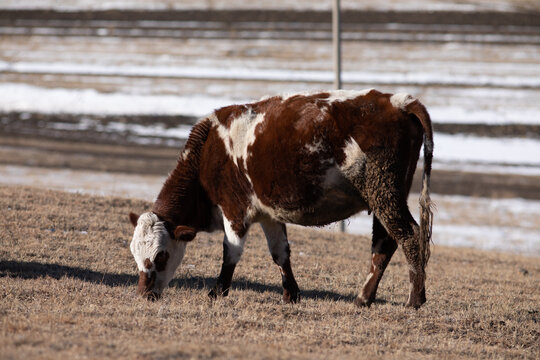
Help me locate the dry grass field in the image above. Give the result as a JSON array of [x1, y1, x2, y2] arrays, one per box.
[[1, 186, 538, 359]]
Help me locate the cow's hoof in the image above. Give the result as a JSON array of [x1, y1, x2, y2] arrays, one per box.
[[208, 287, 229, 300], [405, 300, 422, 309], [354, 296, 373, 308], [405, 287, 426, 309], [283, 289, 300, 304]]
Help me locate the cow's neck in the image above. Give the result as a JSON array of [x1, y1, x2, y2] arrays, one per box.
[[152, 119, 212, 231]]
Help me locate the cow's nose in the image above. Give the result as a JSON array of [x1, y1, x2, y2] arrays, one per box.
[[138, 270, 157, 297]]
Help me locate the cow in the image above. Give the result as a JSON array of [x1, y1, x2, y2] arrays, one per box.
[[129, 89, 433, 308]]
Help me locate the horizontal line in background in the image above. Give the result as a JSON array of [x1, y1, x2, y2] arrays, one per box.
[[2, 61, 539, 89], [1, 27, 538, 44], [4, 19, 539, 34]]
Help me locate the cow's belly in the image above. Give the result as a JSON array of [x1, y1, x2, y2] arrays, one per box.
[[254, 167, 368, 226], [294, 190, 367, 226]]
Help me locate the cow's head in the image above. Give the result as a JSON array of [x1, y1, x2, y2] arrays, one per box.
[[129, 212, 196, 300]]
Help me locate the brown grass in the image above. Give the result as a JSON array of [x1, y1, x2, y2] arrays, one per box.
[[1, 186, 538, 359]]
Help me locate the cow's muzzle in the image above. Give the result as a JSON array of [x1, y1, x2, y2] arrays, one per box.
[[138, 270, 160, 301]]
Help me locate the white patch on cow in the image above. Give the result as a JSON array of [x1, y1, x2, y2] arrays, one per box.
[[304, 138, 324, 154], [316, 105, 329, 122], [130, 212, 167, 271], [222, 215, 247, 263], [326, 89, 374, 104], [280, 89, 323, 101], [181, 148, 191, 161], [260, 218, 289, 265], [211, 109, 265, 171], [250, 193, 302, 225], [339, 137, 366, 179], [390, 93, 416, 110], [130, 212, 187, 294]]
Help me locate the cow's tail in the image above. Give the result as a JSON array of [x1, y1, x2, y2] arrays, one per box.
[[405, 99, 434, 269]]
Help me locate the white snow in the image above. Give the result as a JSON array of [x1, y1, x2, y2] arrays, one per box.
[[434, 133, 540, 167], [47, 119, 193, 140], [431, 163, 540, 177], [337, 193, 540, 256], [0, 164, 165, 200], [2, 82, 539, 172], [1, 81, 539, 125], [0, 83, 238, 117], [428, 106, 540, 125]]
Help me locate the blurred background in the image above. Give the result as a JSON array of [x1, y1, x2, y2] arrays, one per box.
[[1, 0, 539, 255]]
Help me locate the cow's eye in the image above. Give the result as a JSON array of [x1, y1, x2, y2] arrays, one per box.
[[154, 251, 169, 272]]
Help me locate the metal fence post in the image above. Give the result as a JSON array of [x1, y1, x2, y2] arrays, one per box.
[[333, 0, 342, 91], [333, 0, 346, 232]]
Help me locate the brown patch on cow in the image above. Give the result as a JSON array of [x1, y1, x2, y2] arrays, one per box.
[[152, 118, 214, 232], [199, 128, 252, 237], [129, 212, 139, 227], [214, 105, 247, 127], [173, 225, 197, 242], [154, 250, 169, 272], [137, 270, 156, 296], [143, 258, 152, 270]]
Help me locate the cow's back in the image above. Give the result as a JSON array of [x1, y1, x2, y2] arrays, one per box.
[[200, 89, 424, 226]]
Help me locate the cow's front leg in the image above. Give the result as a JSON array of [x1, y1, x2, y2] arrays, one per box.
[[260, 219, 300, 303], [209, 217, 247, 299]]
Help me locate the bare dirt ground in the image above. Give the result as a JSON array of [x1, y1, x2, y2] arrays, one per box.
[[0, 186, 538, 359]]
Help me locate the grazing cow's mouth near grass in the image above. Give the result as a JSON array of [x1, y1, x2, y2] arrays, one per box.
[[129, 89, 433, 309]]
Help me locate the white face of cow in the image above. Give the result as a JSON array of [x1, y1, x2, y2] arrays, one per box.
[[129, 212, 194, 300]]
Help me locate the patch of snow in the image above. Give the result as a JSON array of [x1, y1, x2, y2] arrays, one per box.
[[0, 164, 165, 200], [336, 193, 540, 256], [1, 81, 539, 126], [433, 133, 540, 167], [434, 224, 540, 255], [0, 83, 238, 117], [429, 106, 540, 125], [432, 163, 540, 177]]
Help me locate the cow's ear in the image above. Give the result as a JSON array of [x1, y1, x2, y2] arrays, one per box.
[[174, 225, 196, 242], [129, 212, 140, 227]]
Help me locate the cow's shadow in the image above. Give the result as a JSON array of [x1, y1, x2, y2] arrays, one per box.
[[1, 260, 357, 302]]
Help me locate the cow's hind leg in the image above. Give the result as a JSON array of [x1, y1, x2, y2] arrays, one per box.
[[376, 202, 426, 309], [209, 217, 247, 299], [260, 219, 300, 303], [363, 184, 426, 308], [354, 216, 398, 307]]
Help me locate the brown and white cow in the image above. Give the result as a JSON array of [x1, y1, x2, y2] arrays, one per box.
[[129, 89, 433, 308]]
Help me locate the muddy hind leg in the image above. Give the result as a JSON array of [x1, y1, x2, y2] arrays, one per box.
[[354, 216, 398, 307], [365, 191, 426, 308], [381, 206, 426, 308]]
